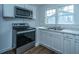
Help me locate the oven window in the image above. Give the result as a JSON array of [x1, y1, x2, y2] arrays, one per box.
[[16, 31, 35, 48]]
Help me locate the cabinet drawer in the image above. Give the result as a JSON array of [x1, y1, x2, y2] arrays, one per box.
[[75, 36, 79, 40], [75, 43, 79, 46], [52, 32, 63, 38], [75, 40, 79, 43], [63, 34, 74, 39]]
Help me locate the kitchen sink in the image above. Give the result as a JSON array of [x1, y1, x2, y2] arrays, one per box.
[[47, 27, 63, 31]]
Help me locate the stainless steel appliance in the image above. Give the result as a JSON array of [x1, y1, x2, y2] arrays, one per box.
[[15, 6, 33, 19], [12, 23, 36, 53]]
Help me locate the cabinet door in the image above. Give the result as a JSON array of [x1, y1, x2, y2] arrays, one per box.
[[63, 39, 72, 54], [75, 43, 79, 54], [3, 4, 15, 17], [49, 32, 55, 49], [63, 34, 75, 54], [53, 32, 63, 53], [39, 30, 47, 45], [0, 4, 2, 17], [45, 32, 52, 48], [39, 30, 51, 47], [75, 36, 79, 54]]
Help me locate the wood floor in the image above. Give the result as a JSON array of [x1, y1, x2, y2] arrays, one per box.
[[24, 45, 56, 54], [3, 45, 56, 54]]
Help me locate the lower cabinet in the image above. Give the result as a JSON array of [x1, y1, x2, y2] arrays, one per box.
[[38, 29, 79, 54], [63, 39, 72, 54], [39, 30, 52, 47], [74, 36, 79, 54], [52, 32, 63, 53], [75, 44, 79, 54], [63, 34, 75, 54], [39, 30, 63, 53]]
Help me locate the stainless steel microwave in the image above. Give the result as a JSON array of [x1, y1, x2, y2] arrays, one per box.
[[15, 6, 33, 19]]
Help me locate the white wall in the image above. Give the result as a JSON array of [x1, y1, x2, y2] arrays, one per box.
[[37, 4, 79, 30], [0, 4, 37, 53]]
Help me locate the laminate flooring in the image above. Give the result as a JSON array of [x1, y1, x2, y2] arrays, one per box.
[[24, 45, 56, 54], [3, 45, 57, 54]]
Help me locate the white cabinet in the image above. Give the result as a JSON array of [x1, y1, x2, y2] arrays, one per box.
[[63, 34, 75, 54], [38, 29, 77, 54], [52, 32, 63, 53], [39, 30, 52, 47], [39, 30, 63, 53], [3, 4, 15, 17], [3, 4, 25, 18], [74, 36, 79, 54], [25, 5, 36, 19], [75, 43, 79, 54], [39, 30, 46, 45]]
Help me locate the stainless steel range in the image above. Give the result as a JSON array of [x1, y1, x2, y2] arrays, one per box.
[[12, 23, 36, 54]]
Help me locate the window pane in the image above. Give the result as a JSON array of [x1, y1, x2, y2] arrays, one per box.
[[45, 9, 56, 24], [58, 5, 74, 24], [59, 5, 74, 13], [47, 17, 55, 24], [58, 15, 74, 24], [46, 9, 56, 16]]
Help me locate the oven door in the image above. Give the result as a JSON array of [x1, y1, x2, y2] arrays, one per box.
[[16, 30, 35, 48]]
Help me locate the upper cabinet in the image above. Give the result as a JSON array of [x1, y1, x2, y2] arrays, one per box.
[[3, 4, 15, 18], [3, 4, 37, 19]]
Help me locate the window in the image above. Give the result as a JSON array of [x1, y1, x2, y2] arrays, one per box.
[[45, 5, 74, 24], [58, 5, 74, 24], [45, 9, 56, 24]]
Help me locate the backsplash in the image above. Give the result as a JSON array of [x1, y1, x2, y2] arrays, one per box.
[[42, 24, 79, 30], [60, 24, 79, 30]]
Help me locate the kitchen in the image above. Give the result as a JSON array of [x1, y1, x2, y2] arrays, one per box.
[[0, 4, 79, 54]]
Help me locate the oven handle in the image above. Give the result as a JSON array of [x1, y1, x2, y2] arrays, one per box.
[[16, 29, 36, 34]]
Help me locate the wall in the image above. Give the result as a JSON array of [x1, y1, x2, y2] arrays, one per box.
[[0, 4, 37, 53], [1, 4, 79, 53], [37, 4, 79, 30]]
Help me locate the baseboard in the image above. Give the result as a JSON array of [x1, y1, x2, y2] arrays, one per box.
[[39, 44, 62, 54], [2, 48, 16, 54], [0, 48, 13, 54]]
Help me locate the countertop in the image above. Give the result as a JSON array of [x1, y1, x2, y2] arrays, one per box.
[[38, 27, 79, 35]]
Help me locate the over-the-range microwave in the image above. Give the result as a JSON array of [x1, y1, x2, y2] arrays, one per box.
[[15, 6, 33, 19]]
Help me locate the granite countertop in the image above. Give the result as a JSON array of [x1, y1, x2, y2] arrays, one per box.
[[38, 27, 79, 35]]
